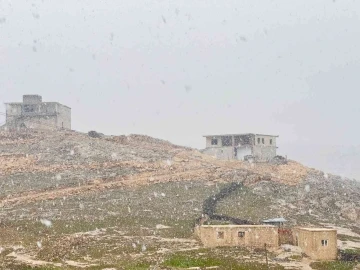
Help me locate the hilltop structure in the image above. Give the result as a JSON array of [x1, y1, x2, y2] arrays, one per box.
[[203, 133, 278, 162], [4, 95, 71, 130]]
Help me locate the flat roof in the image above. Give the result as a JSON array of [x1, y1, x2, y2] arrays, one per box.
[[5, 102, 71, 110], [299, 228, 337, 232], [203, 133, 279, 138], [199, 225, 276, 228]]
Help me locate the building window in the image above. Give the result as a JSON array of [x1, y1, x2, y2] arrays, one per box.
[[211, 138, 218, 145], [257, 138, 260, 144], [238, 231, 245, 238], [321, 240, 328, 246], [270, 139, 273, 145], [221, 136, 232, 146], [23, 105, 35, 113], [262, 138, 265, 144], [217, 231, 224, 239]]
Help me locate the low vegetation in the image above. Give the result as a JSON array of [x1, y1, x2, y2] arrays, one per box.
[[289, 254, 303, 261], [163, 252, 285, 270], [310, 261, 356, 270], [338, 234, 360, 242], [342, 248, 360, 255]]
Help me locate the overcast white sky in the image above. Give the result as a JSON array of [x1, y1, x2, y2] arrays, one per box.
[[1, 0, 360, 178]]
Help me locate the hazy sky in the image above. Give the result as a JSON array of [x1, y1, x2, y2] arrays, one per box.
[[1, 0, 360, 178]]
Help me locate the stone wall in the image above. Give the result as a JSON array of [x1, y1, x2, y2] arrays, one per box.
[[295, 228, 337, 261], [56, 104, 71, 129], [252, 145, 277, 161], [5, 102, 71, 130], [195, 225, 279, 249], [202, 147, 234, 160], [205, 136, 222, 148], [23, 95, 42, 104], [254, 135, 277, 147]]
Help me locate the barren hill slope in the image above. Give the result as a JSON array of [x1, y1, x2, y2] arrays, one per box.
[[0, 129, 308, 207], [1, 129, 360, 269]]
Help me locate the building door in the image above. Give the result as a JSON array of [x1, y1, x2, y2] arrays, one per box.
[[236, 146, 252, 160]]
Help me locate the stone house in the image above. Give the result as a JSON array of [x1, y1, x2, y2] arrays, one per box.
[[4, 95, 71, 130], [195, 225, 279, 250], [294, 228, 337, 261], [202, 133, 278, 162]]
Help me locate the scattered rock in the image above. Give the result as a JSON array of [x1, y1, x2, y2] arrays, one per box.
[[88, 130, 104, 138]]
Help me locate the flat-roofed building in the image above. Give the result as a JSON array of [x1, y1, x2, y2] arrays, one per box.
[[4, 95, 71, 130], [195, 225, 279, 250], [203, 133, 278, 162], [294, 228, 337, 261]]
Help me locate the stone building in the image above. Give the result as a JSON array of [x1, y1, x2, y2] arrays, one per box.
[[202, 133, 278, 162], [294, 228, 337, 261], [195, 225, 279, 250], [4, 95, 71, 130]]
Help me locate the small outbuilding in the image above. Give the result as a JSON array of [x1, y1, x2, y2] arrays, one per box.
[[262, 217, 287, 227], [294, 227, 337, 261], [195, 225, 279, 250]]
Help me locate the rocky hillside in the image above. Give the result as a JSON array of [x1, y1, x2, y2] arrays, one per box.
[[0, 129, 359, 224], [0, 129, 360, 269], [0, 129, 309, 207]]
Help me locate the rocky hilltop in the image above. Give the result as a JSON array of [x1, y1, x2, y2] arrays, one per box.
[[0, 129, 359, 269]]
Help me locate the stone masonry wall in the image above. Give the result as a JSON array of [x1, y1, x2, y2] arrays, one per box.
[[196, 225, 279, 249]]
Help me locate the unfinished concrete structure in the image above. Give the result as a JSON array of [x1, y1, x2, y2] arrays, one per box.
[[203, 133, 278, 162], [195, 225, 279, 249], [4, 95, 71, 130], [294, 228, 337, 261]]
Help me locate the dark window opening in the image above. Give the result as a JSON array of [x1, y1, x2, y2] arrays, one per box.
[[234, 147, 237, 157], [270, 139, 273, 145], [23, 105, 35, 113], [321, 240, 328, 246], [238, 231, 245, 238], [257, 138, 260, 144], [211, 138, 218, 145], [234, 135, 252, 146], [217, 231, 224, 239], [262, 138, 265, 144], [221, 136, 232, 146]]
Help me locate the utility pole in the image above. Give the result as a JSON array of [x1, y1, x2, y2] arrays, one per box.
[[264, 243, 269, 270]]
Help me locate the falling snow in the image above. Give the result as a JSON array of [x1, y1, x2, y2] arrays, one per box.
[[40, 219, 52, 227]]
